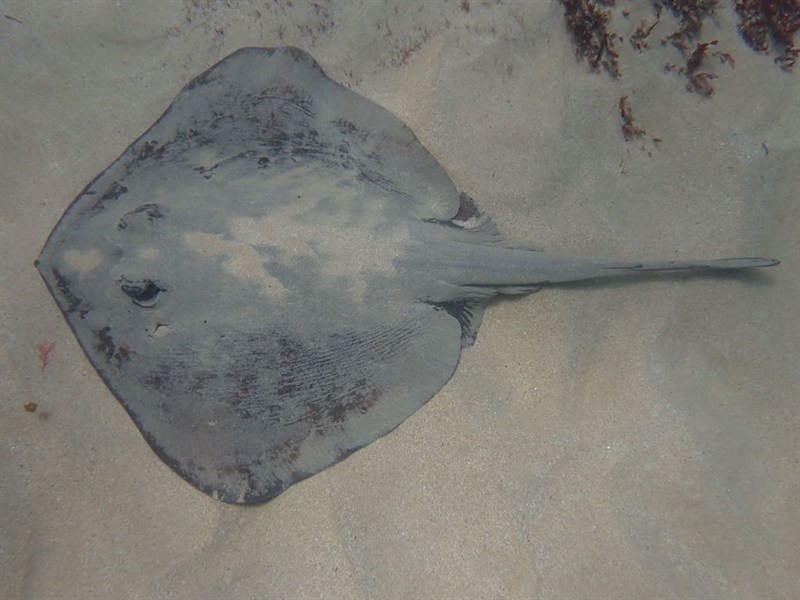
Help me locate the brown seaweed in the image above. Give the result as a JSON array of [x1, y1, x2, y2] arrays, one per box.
[[561, 0, 621, 76], [736, 0, 799, 69]]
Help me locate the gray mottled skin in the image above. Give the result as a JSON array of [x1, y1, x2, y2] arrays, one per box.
[[36, 47, 778, 504]]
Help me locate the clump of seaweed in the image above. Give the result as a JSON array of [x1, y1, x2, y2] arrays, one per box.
[[735, 0, 799, 69], [684, 40, 718, 96], [660, 0, 720, 44], [664, 39, 733, 96], [559, 0, 791, 140], [619, 95, 647, 139], [630, 5, 662, 51], [687, 39, 718, 70], [561, 0, 621, 77]]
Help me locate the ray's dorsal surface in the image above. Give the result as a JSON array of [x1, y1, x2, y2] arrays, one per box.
[[36, 47, 778, 503]]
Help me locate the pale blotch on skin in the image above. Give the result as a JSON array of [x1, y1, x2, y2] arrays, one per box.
[[137, 246, 160, 261], [63, 247, 104, 277], [228, 197, 409, 305], [182, 230, 289, 300]]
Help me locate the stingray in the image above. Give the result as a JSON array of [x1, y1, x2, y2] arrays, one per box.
[[36, 47, 778, 504]]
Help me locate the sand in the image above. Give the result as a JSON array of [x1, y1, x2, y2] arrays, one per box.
[[1, 2, 797, 599]]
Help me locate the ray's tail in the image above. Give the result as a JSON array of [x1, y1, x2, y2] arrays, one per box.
[[506, 254, 780, 287], [445, 244, 780, 295], [591, 257, 780, 274]]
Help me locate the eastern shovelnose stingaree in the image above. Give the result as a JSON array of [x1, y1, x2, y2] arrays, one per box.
[[36, 47, 778, 503]]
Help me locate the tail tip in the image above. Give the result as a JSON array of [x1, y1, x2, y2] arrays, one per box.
[[716, 257, 780, 269]]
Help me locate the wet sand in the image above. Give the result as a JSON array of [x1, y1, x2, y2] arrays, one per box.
[[1, 2, 797, 599]]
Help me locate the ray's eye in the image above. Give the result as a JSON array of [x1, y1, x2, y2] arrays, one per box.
[[119, 279, 164, 308]]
